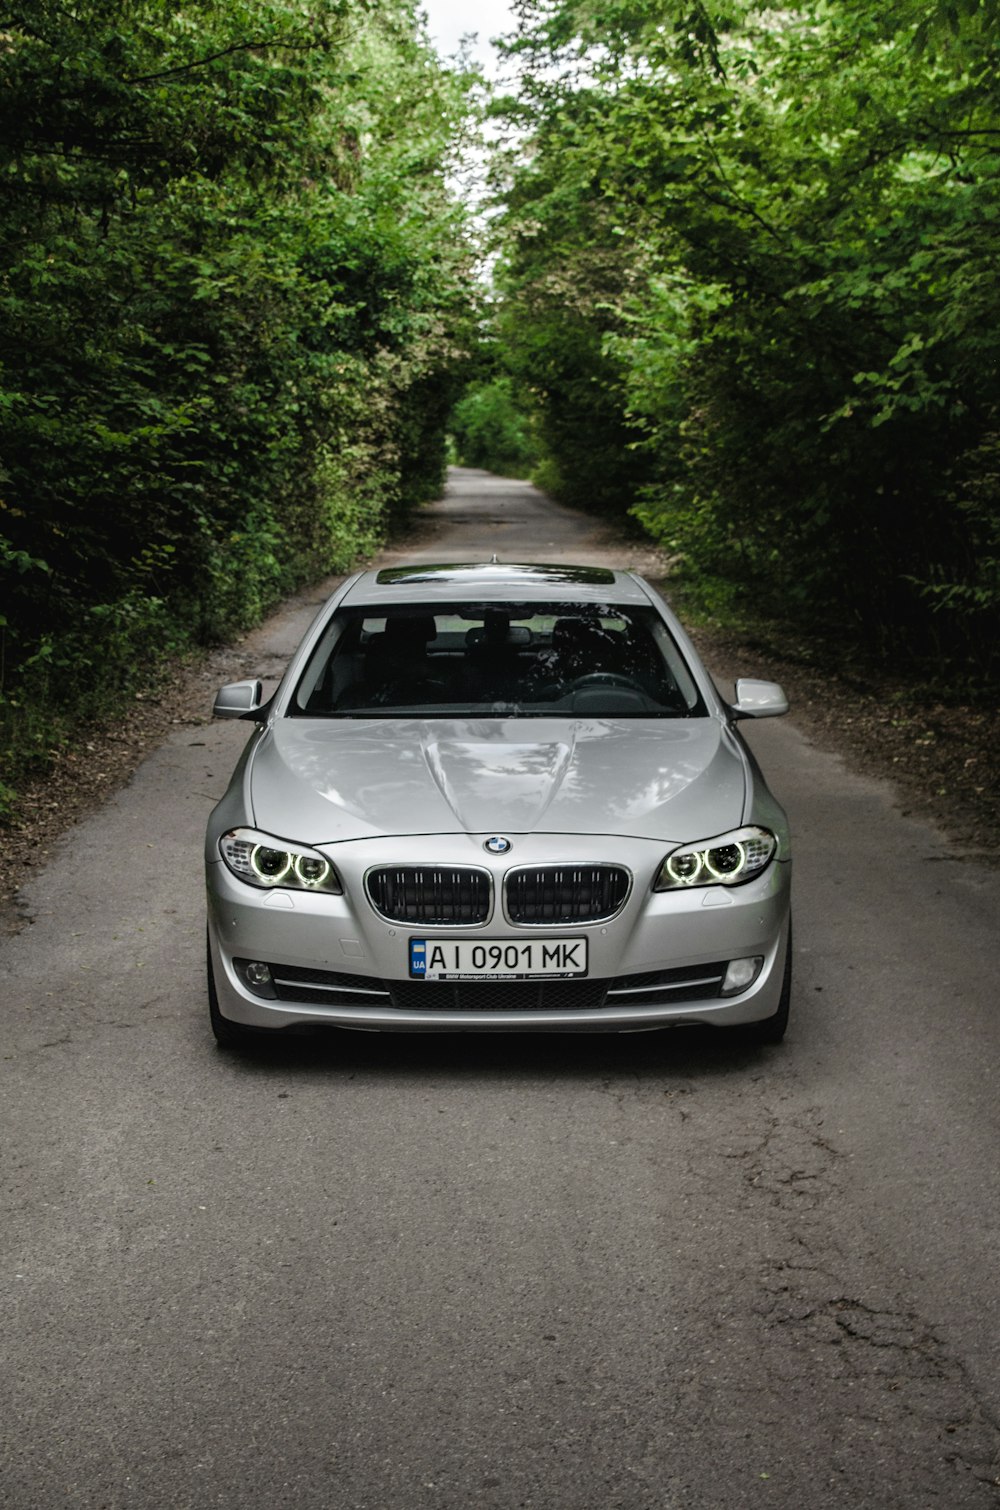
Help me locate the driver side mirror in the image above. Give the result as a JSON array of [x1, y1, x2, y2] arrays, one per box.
[[213, 679, 265, 719]]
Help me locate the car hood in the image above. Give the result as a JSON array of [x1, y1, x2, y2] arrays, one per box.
[[248, 718, 746, 845]]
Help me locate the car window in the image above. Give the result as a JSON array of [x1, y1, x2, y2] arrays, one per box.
[[288, 602, 706, 718]]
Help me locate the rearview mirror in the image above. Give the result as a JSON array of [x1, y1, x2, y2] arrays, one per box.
[[731, 678, 789, 719], [213, 679, 264, 719]]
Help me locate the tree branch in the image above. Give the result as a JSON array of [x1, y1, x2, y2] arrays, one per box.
[[124, 38, 321, 86]]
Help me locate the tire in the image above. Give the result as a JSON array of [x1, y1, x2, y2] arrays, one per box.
[[207, 933, 259, 1049], [739, 918, 792, 1045]]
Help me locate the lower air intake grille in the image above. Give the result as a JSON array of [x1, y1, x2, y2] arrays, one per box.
[[607, 962, 727, 1003], [271, 964, 391, 1007], [366, 866, 491, 925], [505, 866, 630, 924], [389, 979, 610, 1012], [261, 962, 727, 1010]]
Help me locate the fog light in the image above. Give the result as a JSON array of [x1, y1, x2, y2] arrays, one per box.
[[721, 956, 763, 997], [237, 959, 277, 999]]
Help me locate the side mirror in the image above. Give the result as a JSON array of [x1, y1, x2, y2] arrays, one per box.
[[213, 679, 265, 719], [731, 678, 789, 719]]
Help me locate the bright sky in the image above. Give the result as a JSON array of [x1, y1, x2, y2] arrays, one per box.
[[419, 0, 517, 73]]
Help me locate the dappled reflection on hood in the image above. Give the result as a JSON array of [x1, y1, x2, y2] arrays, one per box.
[[248, 717, 745, 844]]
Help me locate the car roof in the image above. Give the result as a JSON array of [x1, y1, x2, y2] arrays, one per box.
[[340, 562, 655, 608]]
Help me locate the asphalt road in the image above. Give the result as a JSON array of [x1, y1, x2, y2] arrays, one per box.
[[2, 470, 999, 1509]]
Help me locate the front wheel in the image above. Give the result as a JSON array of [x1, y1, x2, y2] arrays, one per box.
[[207, 933, 259, 1049]]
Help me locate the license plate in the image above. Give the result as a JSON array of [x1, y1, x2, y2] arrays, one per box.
[[409, 937, 588, 981]]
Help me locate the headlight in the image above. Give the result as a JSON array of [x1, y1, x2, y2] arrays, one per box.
[[654, 826, 777, 890], [219, 828, 342, 894]]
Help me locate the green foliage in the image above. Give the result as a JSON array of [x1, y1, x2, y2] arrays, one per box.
[[0, 0, 478, 814], [450, 378, 540, 476], [490, 0, 1000, 678]]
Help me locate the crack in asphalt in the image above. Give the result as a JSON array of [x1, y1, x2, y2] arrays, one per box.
[[591, 1071, 1000, 1503], [732, 1103, 1000, 1501], [579, 1059, 997, 1502]]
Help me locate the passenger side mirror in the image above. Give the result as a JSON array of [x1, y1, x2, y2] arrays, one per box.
[[731, 678, 789, 719]]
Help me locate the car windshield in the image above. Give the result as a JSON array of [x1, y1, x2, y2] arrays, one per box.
[[289, 601, 706, 719]]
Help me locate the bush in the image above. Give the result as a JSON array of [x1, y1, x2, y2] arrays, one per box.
[[451, 378, 540, 477]]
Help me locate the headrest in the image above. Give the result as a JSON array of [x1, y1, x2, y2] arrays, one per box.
[[383, 614, 437, 644]]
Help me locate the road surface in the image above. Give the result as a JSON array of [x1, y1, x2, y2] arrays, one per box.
[[2, 470, 998, 1508]]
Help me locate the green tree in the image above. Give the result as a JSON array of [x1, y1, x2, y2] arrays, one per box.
[[0, 0, 478, 810], [490, 0, 1000, 675], [450, 376, 540, 475]]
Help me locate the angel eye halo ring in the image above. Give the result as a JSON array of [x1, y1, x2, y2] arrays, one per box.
[[219, 828, 342, 894], [654, 826, 777, 891]]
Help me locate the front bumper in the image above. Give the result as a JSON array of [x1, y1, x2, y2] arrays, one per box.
[[205, 832, 791, 1034]]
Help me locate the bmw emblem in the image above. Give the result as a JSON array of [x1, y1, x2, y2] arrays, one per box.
[[484, 835, 512, 855]]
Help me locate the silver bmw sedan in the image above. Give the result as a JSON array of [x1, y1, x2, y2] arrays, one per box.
[[205, 562, 792, 1046]]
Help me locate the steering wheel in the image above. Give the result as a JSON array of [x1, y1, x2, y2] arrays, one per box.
[[568, 672, 641, 691]]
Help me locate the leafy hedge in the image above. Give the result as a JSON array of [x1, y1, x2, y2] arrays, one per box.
[[450, 377, 541, 477], [0, 0, 477, 814], [490, 0, 1000, 684]]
